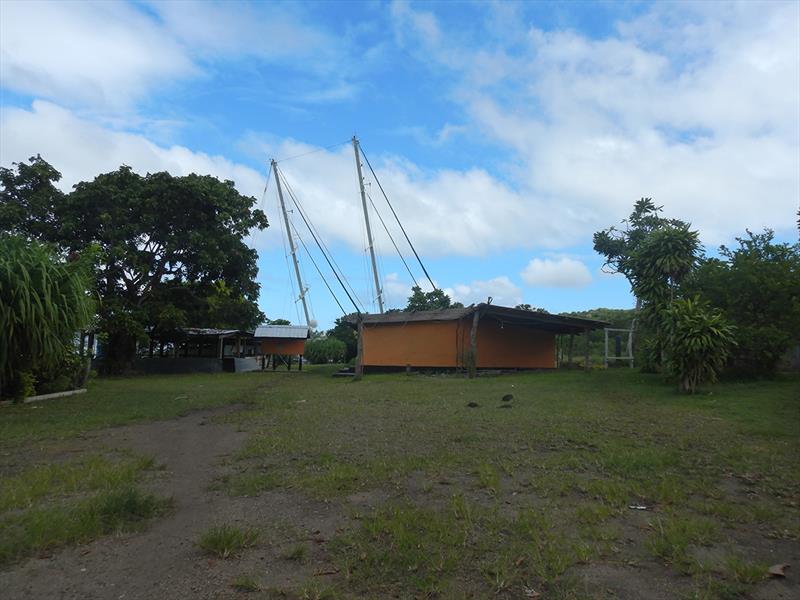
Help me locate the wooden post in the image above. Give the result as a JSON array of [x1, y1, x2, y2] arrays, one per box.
[[354, 318, 364, 380], [299, 355, 303, 371], [584, 328, 591, 372], [288, 355, 292, 371], [604, 328, 609, 369], [272, 355, 277, 371], [468, 309, 480, 379], [235, 336, 241, 358], [567, 333, 574, 369], [218, 336, 224, 359]]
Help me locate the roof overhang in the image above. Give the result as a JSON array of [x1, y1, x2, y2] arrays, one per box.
[[347, 304, 608, 334]]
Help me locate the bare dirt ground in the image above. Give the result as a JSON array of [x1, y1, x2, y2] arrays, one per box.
[[0, 406, 342, 599]]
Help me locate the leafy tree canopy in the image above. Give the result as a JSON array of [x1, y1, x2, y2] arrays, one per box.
[[686, 230, 800, 375], [326, 316, 358, 362], [405, 285, 463, 311], [514, 303, 549, 313], [1, 157, 269, 370]]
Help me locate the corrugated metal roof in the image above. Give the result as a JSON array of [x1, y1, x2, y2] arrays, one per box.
[[349, 304, 609, 333], [254, 325, 310, 339]]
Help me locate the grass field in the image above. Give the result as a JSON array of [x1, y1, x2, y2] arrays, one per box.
[[1, 367, 798, 598]]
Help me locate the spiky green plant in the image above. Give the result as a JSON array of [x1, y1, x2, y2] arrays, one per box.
[[662, 297, 736, 394], [0, 235, 95, 400]]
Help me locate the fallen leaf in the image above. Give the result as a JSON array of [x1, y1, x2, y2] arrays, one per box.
[[768, 563, 790, 577]]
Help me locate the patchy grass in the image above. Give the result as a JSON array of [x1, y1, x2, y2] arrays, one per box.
[[232, 573, 261, 592], [198, 524, 259, 559], [0, 453, 169, 565], [0, 372, 270, 446], [217, 367, 798, 597], [2, 366, 798, 598], [0, 486, 171, 565]]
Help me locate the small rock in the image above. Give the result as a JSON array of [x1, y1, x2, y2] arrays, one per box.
[[466, 402, 479, 408], [502, 394, 513, 402]]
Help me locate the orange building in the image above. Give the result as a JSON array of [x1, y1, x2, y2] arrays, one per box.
[[354, 304, 607, 371]]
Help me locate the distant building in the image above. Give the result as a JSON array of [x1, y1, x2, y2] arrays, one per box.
[[350, 304, 607, 372]]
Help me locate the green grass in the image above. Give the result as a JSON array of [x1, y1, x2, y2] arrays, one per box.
[[0, 452, 169, 565], [232, 573, 261, 592], [0, 372, 270, 447], [0, 486, 171, 564], [198, 524, 259, 558]]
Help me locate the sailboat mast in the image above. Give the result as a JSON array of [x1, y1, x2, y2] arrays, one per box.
[[272, 159, 311, 327], [352, 136, 384, 313]]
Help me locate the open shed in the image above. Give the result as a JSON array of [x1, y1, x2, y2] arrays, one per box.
[[351, 304, 608, 373]]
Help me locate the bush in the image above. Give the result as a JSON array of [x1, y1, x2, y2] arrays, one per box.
[[0, 235, 95, 401], [304, 337, 347, 364], [662, 297, 736, 394]]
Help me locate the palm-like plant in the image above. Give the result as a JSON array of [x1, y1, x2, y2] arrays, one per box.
[[662, 297, 736, 394], [0, 235, 95, 400]]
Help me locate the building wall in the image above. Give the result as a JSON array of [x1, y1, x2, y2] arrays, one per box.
[[362, 320, 469, 367], [260, 338, 306, 355], [361, 318, 556, 369], [475, 318, 556, 369]]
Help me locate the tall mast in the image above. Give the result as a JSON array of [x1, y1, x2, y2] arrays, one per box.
[[352, 136, 384, 313], [272, 159, 311, 327]]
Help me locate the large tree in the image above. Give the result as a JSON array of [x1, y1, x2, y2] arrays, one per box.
[[686, 230, 800, 376], [405, 285, 463, 311], [1, 157, 269, 371], [593, 199, 735, 391]]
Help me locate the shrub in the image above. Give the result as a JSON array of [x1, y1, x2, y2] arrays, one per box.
[[304, 337, 347, 364], [662, 297, 736, 393]]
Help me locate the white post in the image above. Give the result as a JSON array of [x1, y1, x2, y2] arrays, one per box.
[[272, 160, 311, 326]]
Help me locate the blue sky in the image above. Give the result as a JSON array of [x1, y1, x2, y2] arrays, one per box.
[[1, 0, 798, 329]]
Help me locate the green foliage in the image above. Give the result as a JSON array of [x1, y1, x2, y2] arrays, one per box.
[[514, 303, 548, 313], [304, 337, 347, 364], [594, 199, 711, 385], [405, 285, 463, 311], [0, 235, 95, 401], [326, 316, 358, 361], [0, 155, 64, 241], [1, 157, 269, 372], [662, 297, 736, 393], [687, 230, 800, 376]]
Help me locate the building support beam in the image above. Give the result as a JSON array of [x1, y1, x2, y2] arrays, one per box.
[[567, 333, 574, 369], [468, 309, 480, 379], [354, 318, 364, 380], [584, 328, 591, 372]]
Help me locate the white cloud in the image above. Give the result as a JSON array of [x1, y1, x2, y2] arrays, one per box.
[[390, 1, 800, 246], [521, 257, 592, 288], [0, 0, 354, 110], [445, 276, 522, 307], [0, 1, 195, 108]]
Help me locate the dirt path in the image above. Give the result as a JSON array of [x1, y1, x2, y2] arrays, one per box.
[[0, 406, 340, 599]]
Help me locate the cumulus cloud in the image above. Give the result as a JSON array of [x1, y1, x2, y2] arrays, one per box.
[[0, 1, 195, 108], [521, 257, 592, 288], [445, 276, 522, 307], [391, 1, 800, 246]]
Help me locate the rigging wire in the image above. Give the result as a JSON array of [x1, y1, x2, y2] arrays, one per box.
[[277, 166, 365, 309], [358, 142, 438, 292], [275, 139, 351, 164], [365, 189, 419, 288], [289, 221, 348, 317], [276, 166, 363, 314]]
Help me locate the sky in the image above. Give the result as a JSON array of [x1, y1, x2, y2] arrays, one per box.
[[1, 0, 798, 329]]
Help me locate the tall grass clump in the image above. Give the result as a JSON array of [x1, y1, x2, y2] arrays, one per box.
[[0, 235, 95, 401]]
